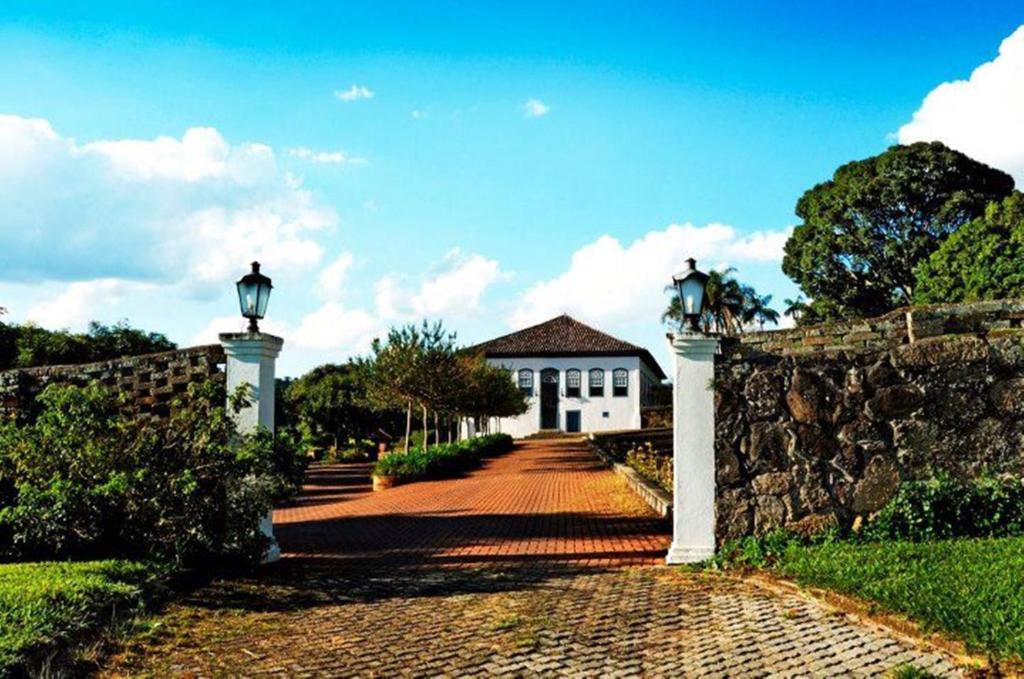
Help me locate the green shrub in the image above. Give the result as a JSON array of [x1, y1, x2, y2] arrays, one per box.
[[0, 380, 306, 566], [624, 444, 671, 492], [0, 560, 157, 675], [863, 474, 1024, 542], [373, 434, 513, 482], [322, 439, 375, 463]]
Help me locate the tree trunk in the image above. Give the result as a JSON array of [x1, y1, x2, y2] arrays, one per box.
[[404, 400, 412, 454], [434, 411, 440, 446], [422, 404, 428, 450]]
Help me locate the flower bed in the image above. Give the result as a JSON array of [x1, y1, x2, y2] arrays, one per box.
[[372, 434, 514, 485]]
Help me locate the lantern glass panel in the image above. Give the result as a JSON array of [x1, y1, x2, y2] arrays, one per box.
[[678, 277, 704, 316]]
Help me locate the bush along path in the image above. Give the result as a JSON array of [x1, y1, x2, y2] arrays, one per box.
[[371, 433, 513, 489], [0, 380, 307, 676]]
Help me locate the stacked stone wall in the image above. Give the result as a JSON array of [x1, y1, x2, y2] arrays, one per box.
[[0, 345, 225, 423], [715, 300, 1024, 543]]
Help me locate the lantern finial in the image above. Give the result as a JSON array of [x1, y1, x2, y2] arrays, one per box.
[[236, 261, 273, 333], [671, 258, 709, 333]]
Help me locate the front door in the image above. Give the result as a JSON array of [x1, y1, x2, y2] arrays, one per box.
[[540, 368, 559, 429]]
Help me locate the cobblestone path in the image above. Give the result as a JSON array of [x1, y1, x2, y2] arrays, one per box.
[[104, 440, 963, 677]]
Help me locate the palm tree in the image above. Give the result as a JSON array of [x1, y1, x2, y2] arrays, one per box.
[[784, 296, 810, 323], [740, 289, 780, 330]]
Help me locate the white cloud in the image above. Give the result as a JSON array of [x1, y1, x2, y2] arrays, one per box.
[[288, 147, 365, 165], [84, 127, 234, 182], [522, 98, 550, 118], [317, 252, 355, 300], [375, 250, 505, 320], [509, 222, 791, 328], [411, 109, 427, 119], [0, 115, 335, 291], [291, 302, 382, 352], [412, 250, 504, 316], [898, 25, 1024, 182], [334, 84, 375, 102], [26, 278, 153, 329]]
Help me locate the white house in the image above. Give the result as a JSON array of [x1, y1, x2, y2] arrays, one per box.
[[468, 315, 666, 438]]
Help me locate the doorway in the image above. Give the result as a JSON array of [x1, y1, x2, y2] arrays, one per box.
[[566, 410, 581, 433], [540, 368, 559, 429]]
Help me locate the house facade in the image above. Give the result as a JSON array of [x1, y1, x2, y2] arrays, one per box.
[[468, 315, 666, 438]]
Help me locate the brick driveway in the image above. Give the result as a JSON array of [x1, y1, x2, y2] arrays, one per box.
[[105, 440, 964, 677]]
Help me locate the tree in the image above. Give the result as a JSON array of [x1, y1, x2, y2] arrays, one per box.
[[783, 296, 813, 325], [360, 325, 425, 454], [452, 353, 529, 432], [914, 192, 1024, 304], [280, 363, 382, 452], [739, 287, 780, 330], [782, 142, 1014, 321], [0, 319, 175, 370]]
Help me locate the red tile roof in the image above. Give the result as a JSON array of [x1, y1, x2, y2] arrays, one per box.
[[470, 314, 666, 379]]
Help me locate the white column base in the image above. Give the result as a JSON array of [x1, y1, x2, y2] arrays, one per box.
[[260, 511, 281, 564], [666, 543, 715, 565]]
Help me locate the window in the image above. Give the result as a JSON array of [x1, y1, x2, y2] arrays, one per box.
[[518, 369, 534, 397], [589, 368, 604, 397], [613, 368, 628, 397], [566, 369, 581, 397]]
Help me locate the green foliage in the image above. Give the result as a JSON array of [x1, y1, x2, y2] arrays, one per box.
[[886, 665, 941, 679], [0, 320, 175, 370], [662, 268, 779, 334], [711, 529, 817, 570], [778, 537, 1024, 659], [0, 560, 156, 675], [624, 445, 671, 493], [0, 380, 305, 566], [710, 476, 1024, 660], [322, 440, 376, 463], [914, 192, 1024, 304], [279, 363, 391, 455], [357, 321, 527, 454], [782, 141, 1015, 321], [862, 474, 1024, 542], [373, 434, 514, 482]]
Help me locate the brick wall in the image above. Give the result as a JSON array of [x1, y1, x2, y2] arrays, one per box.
[[0, 344, 226, 422], [714, 299, 1024, 543]]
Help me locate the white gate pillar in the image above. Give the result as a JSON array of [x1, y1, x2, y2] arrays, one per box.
[[220, 331, 285, 563], [666, 332, 720, 564]]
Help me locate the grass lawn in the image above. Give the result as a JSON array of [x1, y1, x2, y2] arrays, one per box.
[[0, 560, 157, 675], [774, 537, 1024, 660]]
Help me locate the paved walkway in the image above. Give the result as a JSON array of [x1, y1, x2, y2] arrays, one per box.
[[274, 439, 669, 566], [104, 440, 964, 677]]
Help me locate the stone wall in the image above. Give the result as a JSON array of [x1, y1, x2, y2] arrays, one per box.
[[714, 300, 1024, 543], [0, 345, 226, 423]]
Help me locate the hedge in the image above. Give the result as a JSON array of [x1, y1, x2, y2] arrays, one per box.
[[373, 434, 514, 483]]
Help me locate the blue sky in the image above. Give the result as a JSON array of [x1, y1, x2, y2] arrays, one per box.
[[1, 1, 1023, 375]]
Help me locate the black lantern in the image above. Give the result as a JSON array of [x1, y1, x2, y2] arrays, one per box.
[[236, 261, 273, 332], [672, 258, 709, 333]]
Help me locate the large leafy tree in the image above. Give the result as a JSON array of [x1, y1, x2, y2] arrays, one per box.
[[782, 142, 1014, 321], [914, 192, 1024, 304]]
